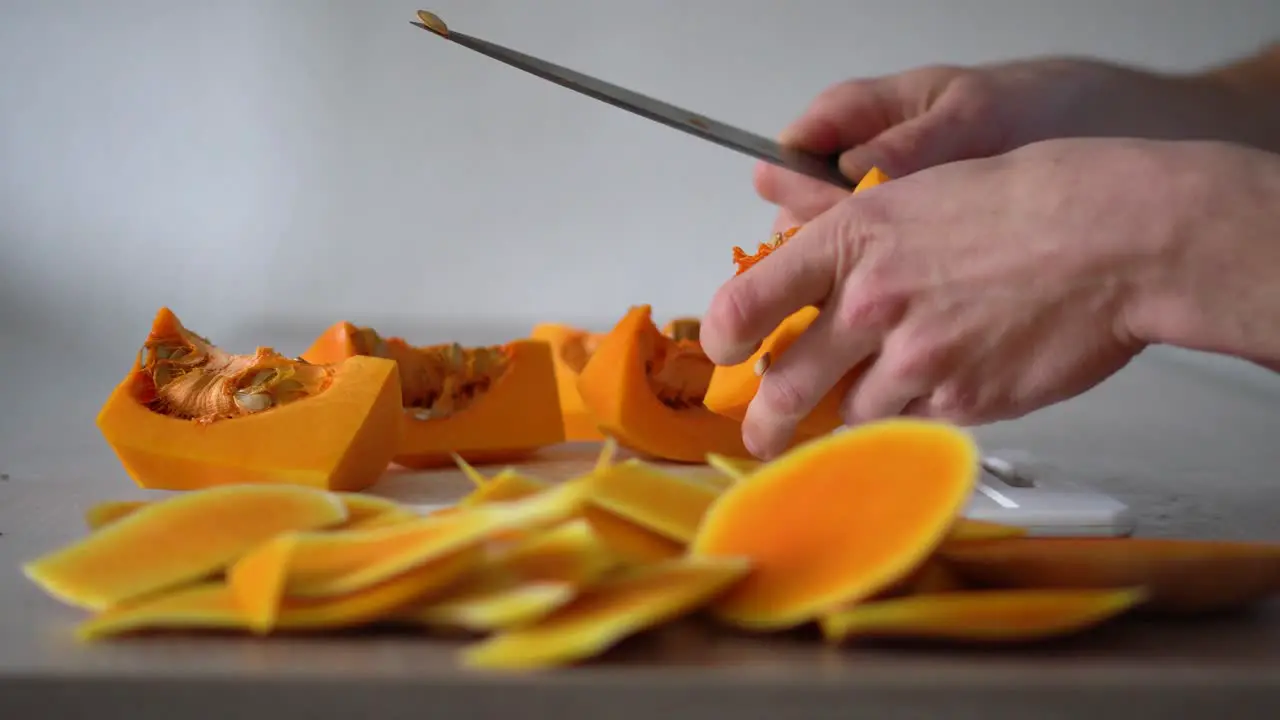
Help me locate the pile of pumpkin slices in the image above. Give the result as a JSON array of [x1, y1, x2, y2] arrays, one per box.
[[23, 418, 1280, 671]]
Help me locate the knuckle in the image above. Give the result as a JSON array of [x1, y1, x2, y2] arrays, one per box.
[[885, 333, 947, 383], [756, 369, 810, 420], [930, 383, 980, 423]]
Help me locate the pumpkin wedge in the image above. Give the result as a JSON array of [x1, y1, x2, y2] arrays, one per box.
[[819, 588, 1146, 645], [460, 556, 751, 671], [25, 484, 348, 611], [576, 305, 751, 462], [691, 418, 980, 630], [530, 322, 606, 441], [402, 581, 578, 633], [940, 537, 1280, 614], [301, 321, 565, 468], [97, 308, 404, 492], [703, 167, 892, 436]]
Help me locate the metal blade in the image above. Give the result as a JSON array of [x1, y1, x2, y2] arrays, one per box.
[[410, 19, 853, 190]]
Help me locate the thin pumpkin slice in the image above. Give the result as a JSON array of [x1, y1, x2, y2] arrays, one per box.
[[460, 556, 751, 671], [704, 167, 892, 437], [529, 323, 606, 441], [300, 321, 565, 469], [576, 305, 751, 462], [25, 484, 348, 611], [83, 500, 150, 531], [581, 505, 686, 565], [586, 458, 720, 544], [874, 560, 968, 599], [402, 581, 579, 633], [97, 308, 404, 492], [940, 537, 1280, 614], [80, 548, 479, 640], [690, 418, 980, 630], [819, 587, 1146, 645], [227, 480, 588, 604]]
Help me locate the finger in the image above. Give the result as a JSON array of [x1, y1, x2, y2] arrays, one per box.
[[701, 209, 848, 365], [840, 353, 934, 426], [771, 207, 804, 235], [742, 308, 881, 459], [837, 91, 996, 179], [777, 79, 893, 154], [754, 160, 852, 223]]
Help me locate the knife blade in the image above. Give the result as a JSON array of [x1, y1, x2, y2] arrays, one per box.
[[409, 11, 854, 190]]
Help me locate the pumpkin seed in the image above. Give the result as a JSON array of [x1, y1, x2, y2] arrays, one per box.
[[416, 10, 449, 36], [233, 391, 273, 413], [153, 364, 175, 388], [754, 352, 772, 377]]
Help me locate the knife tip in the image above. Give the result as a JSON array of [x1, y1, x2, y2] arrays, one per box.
[[412, 10, 450, 37]]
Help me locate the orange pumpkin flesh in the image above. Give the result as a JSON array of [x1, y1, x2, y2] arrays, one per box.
[[301, 321, 565, 468], [576, 305, 751, 462], [24, 484, 348, 611], [940, 537, 1280, 614], [691, 418, 980, 630], [530, 323, 606, 441], [819, 588, 1146, 645], [97, 308, 404, 492], [704, 168, 892, 434]]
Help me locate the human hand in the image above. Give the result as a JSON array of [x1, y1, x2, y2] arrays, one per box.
[[756, 57, 1242, 231], [702, 137, 1194, 459]]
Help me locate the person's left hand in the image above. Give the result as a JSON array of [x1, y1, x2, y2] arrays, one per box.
[[700, 137, 1178, 459]]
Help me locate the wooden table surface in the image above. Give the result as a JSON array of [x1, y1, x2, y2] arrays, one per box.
[[2, 335, 1279, 719]]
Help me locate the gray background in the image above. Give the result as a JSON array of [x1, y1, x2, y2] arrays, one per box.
[[2, 0, 1279, 476]]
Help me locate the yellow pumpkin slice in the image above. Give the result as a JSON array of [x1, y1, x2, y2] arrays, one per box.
[[690, 418, 980, 630], [301, 321, 566, 469], [940, 537, 1280, 614], [228, 480, 587, 603], [460, 556, 751, 671], [576, 305, 751, 462], [79, 549, 479, 640], [83, 500, 150, 530], [819, 588, 1146, 645], [529, 322, 607, 441], [98, 308, 404, 492], [586, 458, 720, 544], [581, 505, 686, 565], [944, 518, 1027, 543], [402, 581, 579, 633], [26, 484, 347, 611]]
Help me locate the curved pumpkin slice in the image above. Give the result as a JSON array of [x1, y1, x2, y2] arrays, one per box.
[[706, 167, 893, 435], [586, 458, 721, 544], [301, 321, 565, 469], [84, 493, 421, 532], [403, 581, 578, 633], [460, 556, 751, 671], [530, 323, 606, 441], [691, 418, 980, 630], [25, 484, 347, 611], [581, 505, 686, 565], [940, 537, 1280, 614], [97, 308, 403, 492], [819, 587, 1145, 645], [576, 305, 751, 462], [83, 500, 150, 531]]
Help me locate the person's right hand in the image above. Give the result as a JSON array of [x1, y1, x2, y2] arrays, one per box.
[[757, 57, 1240, 230]]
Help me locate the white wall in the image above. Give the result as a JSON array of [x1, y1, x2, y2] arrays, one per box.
[[3, 0, 1279, 365]]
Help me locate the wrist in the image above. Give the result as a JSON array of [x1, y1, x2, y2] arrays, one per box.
[[1122, 141, 1280, 364]]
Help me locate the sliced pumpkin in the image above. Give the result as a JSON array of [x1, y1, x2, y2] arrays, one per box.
[[402, 581, 578, 633], [83, 500, 150, 531], [586, 458, 720, 544], [301, 321, 565, 469], [690, 418, 980, 630], [460, 556, 751, 671], [79, 549, 479, 640], [940, 537, 1280, 614], [581, 505, 686, 565], [25, 484, 348, 611], [530, 322, 606, 441], [704, 167, 892, 436], [83, 492, 423, 533], [97, 308, 404, 492], [819, 588, 1146, 645], [576, 305, 751, 462]]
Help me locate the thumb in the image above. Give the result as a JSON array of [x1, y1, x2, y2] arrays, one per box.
[[837, 100, 993, 180]]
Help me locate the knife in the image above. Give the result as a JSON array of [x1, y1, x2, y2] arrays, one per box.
[[409, 10, 854, 190]]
